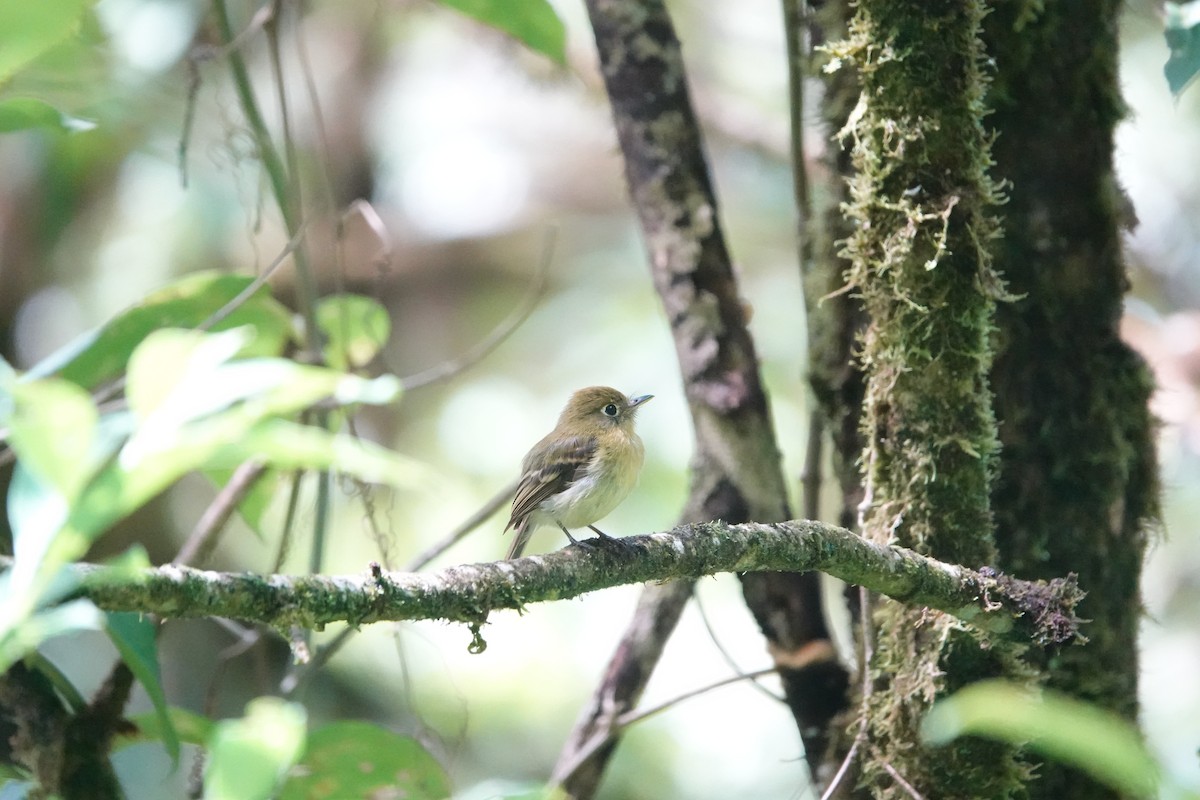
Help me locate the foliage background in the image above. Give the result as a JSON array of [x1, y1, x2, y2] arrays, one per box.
[[0, 0, 1197, 797]]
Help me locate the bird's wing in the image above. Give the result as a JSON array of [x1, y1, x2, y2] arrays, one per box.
[[505, 434, 597, 531]]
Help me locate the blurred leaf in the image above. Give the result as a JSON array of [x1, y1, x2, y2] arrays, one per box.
[[124, 328, 398, 437], [3, 378, 98, 502], [280, 721, 451, 800], [0, 0, 93, 85], [48, 335, 406, 556], [105, 612, 179, 762], [315, 294, 390, 371], [922, 680, 1160, 799], [436, 0, 566, 65], [24, 271, 294, 390], [0, 96, 94, 133], [1165, 1, 1200, 97], [3, 325, 416, 674], [120, 706, 215, 750], [24, 651, 87, 713], [125, 327, 251, 422], [0, 460, 103, 673], [226, 419, 430, 491], [205, 698, 307, 800], [97, 543, 153, 581], [0, 592, 102, 674], [6, 462, 69, 586]]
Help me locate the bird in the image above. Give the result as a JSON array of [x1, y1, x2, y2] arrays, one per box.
[[504, 386, 652, 559]]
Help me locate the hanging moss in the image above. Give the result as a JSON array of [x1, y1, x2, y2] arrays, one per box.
[[830, 0, 1006, 567], [827, 0, 1029, 796]]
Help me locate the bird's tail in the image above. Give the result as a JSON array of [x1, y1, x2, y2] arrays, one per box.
[[504, 519, 532, 560]]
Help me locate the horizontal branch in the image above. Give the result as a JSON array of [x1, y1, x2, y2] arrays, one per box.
[[59, 521, 1082, 644]]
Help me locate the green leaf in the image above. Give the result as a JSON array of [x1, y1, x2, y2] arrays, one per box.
[[1165, 2, 1200, 97], [3, 378, 98, 502], [0, 0, 94, 85], [105, 612, 179, 762], [435, 0, 566, 65], [53, 336, 407, 555], [120, 706, 215, 751], [204, 698, 307, 800], [24, 271, 294, 391], [124, 327, 399, 435], [0, 96, 94, 133], [280, 721, 451, 800], [224, 419, 430, 491], [0, 593, 102, 675], [5, 462, 69, 587], [125, 327, 252, 422], [922, 680, 1160, 799], [315, 294, 390, 371]]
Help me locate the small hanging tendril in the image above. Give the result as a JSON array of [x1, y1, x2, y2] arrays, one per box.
[[467, 621, 488, 654]]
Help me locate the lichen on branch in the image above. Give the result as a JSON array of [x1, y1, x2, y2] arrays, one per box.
[[51, 520, 1083, 648]]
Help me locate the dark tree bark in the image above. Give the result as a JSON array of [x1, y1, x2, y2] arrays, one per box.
[[985, 3, 1159, 798]]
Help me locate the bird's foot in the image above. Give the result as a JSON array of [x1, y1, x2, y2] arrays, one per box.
[[585, 526, 634, 551]]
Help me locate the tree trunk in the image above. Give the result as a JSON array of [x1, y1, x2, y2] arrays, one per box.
[[985, 2, 1159, 798], [831, 0, 1029, 796]]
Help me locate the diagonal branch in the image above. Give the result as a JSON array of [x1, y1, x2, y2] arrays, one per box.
[[565, 0, 816, 792], [50, 521, 1083, 645]]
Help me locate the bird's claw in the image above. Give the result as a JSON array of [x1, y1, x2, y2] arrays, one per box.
[[588, 534, 634, 551]]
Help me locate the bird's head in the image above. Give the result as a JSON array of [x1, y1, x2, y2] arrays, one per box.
[[558, 386, 653, 432]]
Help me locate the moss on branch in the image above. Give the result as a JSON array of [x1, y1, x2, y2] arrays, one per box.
[[51, 521, 1083, 646]]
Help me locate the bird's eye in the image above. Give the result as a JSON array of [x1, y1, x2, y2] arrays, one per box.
[[602, 403, 619, 417]]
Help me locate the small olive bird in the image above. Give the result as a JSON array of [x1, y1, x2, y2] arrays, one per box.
[[504, 386, 652, 559]]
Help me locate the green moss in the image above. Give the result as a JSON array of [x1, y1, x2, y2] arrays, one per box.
[[982, 4, 1158, 796], [830, 0, 1028, 795]]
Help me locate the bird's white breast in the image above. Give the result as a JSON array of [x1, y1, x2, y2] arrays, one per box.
[[537, 433, 644, 530]]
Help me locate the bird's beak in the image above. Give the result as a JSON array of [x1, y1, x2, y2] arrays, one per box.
[[628, 394, 653, 409]]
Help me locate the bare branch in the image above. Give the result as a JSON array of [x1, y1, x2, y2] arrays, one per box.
[[173, 460, 267, 568], [399, 228, 555, 391]]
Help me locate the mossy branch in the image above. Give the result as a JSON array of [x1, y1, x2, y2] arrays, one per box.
[[51, 521, 1083, 645]]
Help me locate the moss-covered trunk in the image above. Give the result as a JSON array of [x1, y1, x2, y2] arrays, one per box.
[[984, 3, 1159, 798], [831, 0, 1027, 796]]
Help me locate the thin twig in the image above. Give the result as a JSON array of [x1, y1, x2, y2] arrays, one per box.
[[211, 0, 322, 358], [882, 761, 925, 800], [819, 584, 874, 799], [819, 738, 860, 800], [264, 1, 318, 322], [309, 441, 333, 575], [173, 460, 268, 567], [399, 228, 556, 390], [556, 667, 777, 784], [404, 478, 520, 572], [693, 588, 786, 703], [783, 0, 812, 227], [203, 221, 310, 332], [341, 200, 394, 275], [801, 410, 824, 520], [280, 625, 350, 697], [179, 0, 275, 188], [270, 470, 304, 574]]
